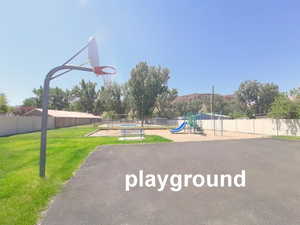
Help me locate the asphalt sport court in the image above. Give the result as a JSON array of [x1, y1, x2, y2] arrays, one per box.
[[41, 139, 300, 225]]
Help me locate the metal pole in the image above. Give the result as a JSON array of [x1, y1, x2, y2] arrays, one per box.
[[211, 89, 212, 130], [39, 65, 93, 177], [221, 117, 223, 136], [40, 76, 50, 177], [211, 86, 215, 136]]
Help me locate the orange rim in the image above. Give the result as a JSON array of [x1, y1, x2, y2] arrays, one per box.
[[94, 66, 117, 75]]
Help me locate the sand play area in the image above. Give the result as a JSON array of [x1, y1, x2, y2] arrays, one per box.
[[90, 129, 266, 142]]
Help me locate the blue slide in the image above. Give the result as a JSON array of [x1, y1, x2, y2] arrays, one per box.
[[170, 121, 187, 133]]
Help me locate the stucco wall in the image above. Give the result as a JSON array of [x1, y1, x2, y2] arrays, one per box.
[[178, 118, 300, 136], [0, 116, 55, 136], [54, 117, 96, 128]]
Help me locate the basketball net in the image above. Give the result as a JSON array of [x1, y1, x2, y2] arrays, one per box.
[[101, 74, 114, 87], [93, 66, 116, 87]]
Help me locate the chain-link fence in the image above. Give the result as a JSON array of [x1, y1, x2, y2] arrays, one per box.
[[97, 117, 180, 129]]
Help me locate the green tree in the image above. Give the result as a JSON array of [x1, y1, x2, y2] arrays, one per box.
[[258, 83, 279, 114], [23, 87, 71, 110], [268, 94, 300, 119], [236, 80, 279, 118], [289, 87, 300, 103], [71, 79, 97, 113], [49, 87, 70, 110], [173, 94, 237, 117], [32, 87, 43, 107], [290, 87, 300, 98], [173, 99, 204, 116], [154, 88, 178, 118], [95, 83, 123, 115], [222, 96, 242, 116], [200, 94, 230, 114], [173, 101, 189, 116], [22, 87, 43, 108], [23, 97, 39, 107], [0, 93, 9, 113], [101, 111, 118, 120], [121, 83, 134, 115], [236, 80, 260, 118], [128, 62, 170, 125]]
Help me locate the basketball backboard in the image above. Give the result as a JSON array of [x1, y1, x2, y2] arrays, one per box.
[[88, 36, 117, 76]]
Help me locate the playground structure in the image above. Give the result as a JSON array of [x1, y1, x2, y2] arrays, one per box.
[[170, 113, 204, 134], [90, 114, 265, 141], [170, 121, 187, 133]]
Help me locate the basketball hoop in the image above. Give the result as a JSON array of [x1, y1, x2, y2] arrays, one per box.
[[39, 36, 116, 177], [88, 37, 116, 86]]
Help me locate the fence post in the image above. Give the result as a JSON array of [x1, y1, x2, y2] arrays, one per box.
[[221, 118, 223, 136], [276, 119, 279, 136], [15, 116, 19, 134]]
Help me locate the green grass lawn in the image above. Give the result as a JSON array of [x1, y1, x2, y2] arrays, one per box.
[[273, 135, 300, 140], [0, 126, 171, 225]]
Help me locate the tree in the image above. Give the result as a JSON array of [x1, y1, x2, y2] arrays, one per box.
[[49, 87, 70, 110], [173, 101, 189, 116], [121, 83, 135, 116], [290, 87, 300, 97], [222, 96, 242, 116], [0, 93, 9, 113], [95, 83, 123, 115], [268, 94, 300, 119], [172, 94, 239, 117], [22, 87, 42, 108], [173, 100, 203, 116], [236, 81, 260, 118], [289, 87, 300, 102], [101, 111, 118, 120], [154, 88, 178, 118], [236, 80, 279, 118], [33, 87, 43, 107], [200, 94, 230, 114], [128, 62, 170, 125], [23, 87, 71, 110], [23, 97, 39, 107], [258, 83, 279, 114], [71, 79, 97, 113]]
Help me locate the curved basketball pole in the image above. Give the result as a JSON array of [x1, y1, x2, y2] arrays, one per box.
[[40, 40, 116, 177], [40, 65, 94, 178]]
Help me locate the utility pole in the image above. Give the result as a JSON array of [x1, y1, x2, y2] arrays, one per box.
[[211, 85, 216, 136]]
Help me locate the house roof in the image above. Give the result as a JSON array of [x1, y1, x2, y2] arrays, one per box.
[[25, 108, 100, 119]]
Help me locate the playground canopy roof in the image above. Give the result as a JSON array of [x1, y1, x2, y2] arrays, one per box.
[[195, 113, 231, 120], [25, 108, 100, 119], [177, 113, 231, 120]]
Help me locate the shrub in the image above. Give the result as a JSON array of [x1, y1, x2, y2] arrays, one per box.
[[268, 94, 300, 119]]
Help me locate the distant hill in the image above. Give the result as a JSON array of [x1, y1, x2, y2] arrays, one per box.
[[173, 93, 235, 103]]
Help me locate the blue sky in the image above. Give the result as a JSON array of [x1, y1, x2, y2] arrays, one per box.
[[1, 0, 300, 105]]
